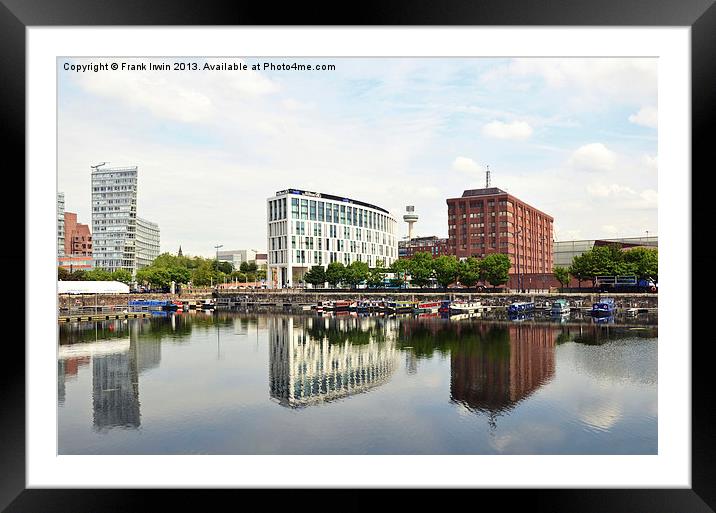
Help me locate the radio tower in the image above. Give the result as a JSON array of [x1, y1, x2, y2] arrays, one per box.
[[403, 205, 419, 241], [486, 165, 491, 188]]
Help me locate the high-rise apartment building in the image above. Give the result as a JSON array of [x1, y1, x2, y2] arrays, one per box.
[[57, 192, 65, 257], [91, 165, 159, 275], [446, 187, 553, 274]]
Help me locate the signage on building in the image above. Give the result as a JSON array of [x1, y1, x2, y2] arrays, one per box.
[[275, 188, 322, 198]]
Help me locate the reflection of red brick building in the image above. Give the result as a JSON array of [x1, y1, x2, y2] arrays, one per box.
[[447, 188, 553, 274], [64, 212, 92, 257], [450, 323, 558, 414]]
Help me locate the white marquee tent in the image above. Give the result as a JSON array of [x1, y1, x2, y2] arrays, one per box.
[[57, 281, 130, 294]]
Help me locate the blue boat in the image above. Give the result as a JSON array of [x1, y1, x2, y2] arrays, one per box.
[[591, 298, 616, 317], [507, 301, 535, 314], [128, 299, 177, 311]]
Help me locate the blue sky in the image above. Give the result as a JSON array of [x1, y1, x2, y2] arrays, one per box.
[[58, 57, 657, 257]]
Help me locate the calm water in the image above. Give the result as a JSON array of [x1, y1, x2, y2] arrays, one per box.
[[58, 311, 657, 454]]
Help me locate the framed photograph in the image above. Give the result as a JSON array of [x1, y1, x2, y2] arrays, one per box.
[[4, 0, 711, 510]]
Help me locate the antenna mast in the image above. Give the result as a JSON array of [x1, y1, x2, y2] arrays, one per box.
[[486, 165, 491, 188]]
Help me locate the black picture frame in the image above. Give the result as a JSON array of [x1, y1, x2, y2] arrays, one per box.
[[2, 0, 712, 511]]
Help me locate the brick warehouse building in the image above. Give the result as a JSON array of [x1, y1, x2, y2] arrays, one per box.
[[63, 212, 92, 257], [446, 187, 554, 279], [398, 236, 449, 259]]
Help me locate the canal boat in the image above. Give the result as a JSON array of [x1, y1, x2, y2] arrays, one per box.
[[385, 300, 414, 314], [414, 301, 441, 313], [626, 307, 639, 316], [449, 300, 482, 314], [199, 299, 215, 310], [591, 298, 616, 317], [330, 300, 351, 312], [550, 299, 570, 315], [507, 301, 535, 314], [128, 299, 176, 311], [438, 299, 452, 314]]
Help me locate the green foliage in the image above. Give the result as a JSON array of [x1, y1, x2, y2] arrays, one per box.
[[457, 257, 482, 287], [216, 260, 233, 274], [344, 261, 370, 288], [240, 261, 258, 273], [480, 253, 511, 288], [389, 259, 409, 286], [433, 255, 460, 288], [367, 260, 387, 288], [553, 266, 570, 289], [407, 252, 434, 287], [111, 269, 133, 285], [304, 265, 327, 287], [84, 268, 113, 281], [58, 267, 71, 281], [568, 244, 658, 286], [325, 262, 346, 287]]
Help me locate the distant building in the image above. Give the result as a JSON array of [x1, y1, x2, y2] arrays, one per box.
[[63, 212, 92, 257], [58, 255, 94, 271], [553, 236, 658, 268], [91, 164, 159, 276], [136, 217, 160, 270], [217, 249, 258, 269], [398, 235, 449, 259], [254, 253, 268, 268], [57, 192, 65, 257], [447, 187, 553, 274]]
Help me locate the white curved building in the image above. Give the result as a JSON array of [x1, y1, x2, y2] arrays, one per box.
[[267, 188, 398, 288]]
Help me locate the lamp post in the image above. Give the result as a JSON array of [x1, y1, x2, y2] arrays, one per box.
[[214, 244, 223, 292]]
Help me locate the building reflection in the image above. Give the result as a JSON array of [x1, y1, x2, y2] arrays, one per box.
[[268, 316, 398, 408], [58, 316, 178, 432], [449, 323, 558, 424]]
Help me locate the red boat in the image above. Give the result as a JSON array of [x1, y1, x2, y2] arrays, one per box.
[[414, 301, 441, 313]]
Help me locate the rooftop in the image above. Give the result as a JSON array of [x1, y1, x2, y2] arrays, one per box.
[[460, 187, 507, 198]]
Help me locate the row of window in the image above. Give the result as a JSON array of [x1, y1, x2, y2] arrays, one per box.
[[269, 197, 395, 234]]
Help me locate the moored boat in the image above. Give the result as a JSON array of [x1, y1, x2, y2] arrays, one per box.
[[550, 299, 570, 315], [449, 300, 482, 314], [507, 301, 535, 314], [415, 301, 441, 313], [331, 300, 351, 312], [385, 300, 414, 313], [591, 298, 616, 317]]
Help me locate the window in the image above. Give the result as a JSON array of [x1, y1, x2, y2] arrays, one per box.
[[317, 201, 324, 221], [291, 198, 299, 219], [310, 200, 317, 221]]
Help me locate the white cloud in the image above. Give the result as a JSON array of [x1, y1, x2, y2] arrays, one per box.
[[481, 120, 533, 140], [586, 183, 636, 198], [642, 154, 658, 170], [628, 106, 658, 128], [569, 143, 617, 172], [452, 156, 480, 173], [282, 98, 313, 110]]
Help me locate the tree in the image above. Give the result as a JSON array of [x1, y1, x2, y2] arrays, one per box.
[[553, 266, 570, 291], [457, 257, 482, 287], [70, 269, 87, 281], [480, 253, 511, 289], [58, 267, 71, 281], [304, 265, 327, 288], [167, 266, 191, 285], [344, 261, 370, 288], [217, 260, 233, 274], [84, 268, 113, 281], [623, 247, 658, 282], [325, 262, 345, 288], [433, 255, 460, 289], [367, 259, 387, 288], [408, 252, 434, 288], [111, 269, 133, 285], [389, 259, 410, 287]]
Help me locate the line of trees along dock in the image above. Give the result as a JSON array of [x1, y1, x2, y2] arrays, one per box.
[[302, 253, 511, 290]]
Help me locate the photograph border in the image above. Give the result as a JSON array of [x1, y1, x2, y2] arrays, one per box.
[[3, 0, 712, 510]]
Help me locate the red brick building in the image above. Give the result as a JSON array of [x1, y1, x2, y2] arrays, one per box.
[[63, 212, 92, 257], [446, 187, 553, 275]]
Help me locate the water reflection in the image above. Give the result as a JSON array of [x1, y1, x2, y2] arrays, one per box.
[[58, 312, 657, 454], [268, 316, 398, 408]]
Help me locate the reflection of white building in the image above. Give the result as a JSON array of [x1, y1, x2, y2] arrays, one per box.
[[269, 316, 398, 408], [266, 188, 398, 288]]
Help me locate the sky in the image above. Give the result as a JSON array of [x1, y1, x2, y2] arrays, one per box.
[[58, 57, 657, 258]]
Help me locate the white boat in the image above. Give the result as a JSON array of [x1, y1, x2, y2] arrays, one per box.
[[550, 299, 570, 315], [449, 301, 482, 314]]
